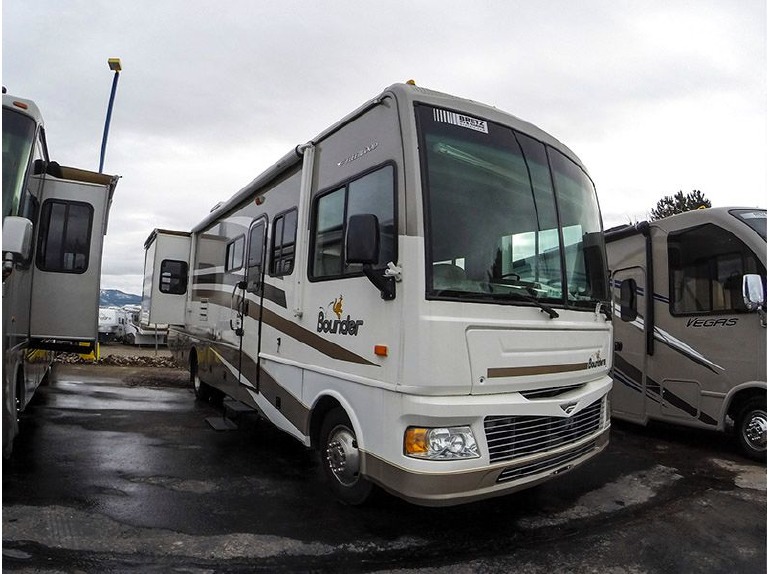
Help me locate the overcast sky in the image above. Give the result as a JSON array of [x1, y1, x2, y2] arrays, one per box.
[[3, 0, 767, 295]]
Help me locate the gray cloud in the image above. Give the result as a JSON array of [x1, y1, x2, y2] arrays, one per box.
[[4, 0, 765, 294]]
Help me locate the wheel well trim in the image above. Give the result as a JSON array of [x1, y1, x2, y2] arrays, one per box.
[[722, 382, 767, 425], [308, 391, 363, 451]]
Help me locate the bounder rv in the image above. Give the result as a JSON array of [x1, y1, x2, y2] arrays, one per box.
[[3, 89, 118, 457], [143, 83, 613, 505], [606, 207, 766, 460]]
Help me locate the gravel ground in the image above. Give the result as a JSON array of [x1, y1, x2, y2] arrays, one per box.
[[55, 342, 178, 368]]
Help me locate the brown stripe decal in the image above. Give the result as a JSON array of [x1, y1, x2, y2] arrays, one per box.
[[487, 363, 589, 378], [257, 366, 310, 436], [260, 307, 377, 366], [192, 287, 377, 367], [206, 341, 309, 435]]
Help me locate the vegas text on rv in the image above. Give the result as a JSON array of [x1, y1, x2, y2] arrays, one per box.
[[2, 88, 119, 457], [607, 207, 766, 460], [143, 82, 613, 506]]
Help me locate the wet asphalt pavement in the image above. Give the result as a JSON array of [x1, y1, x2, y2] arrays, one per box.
[[2, 362, 766, 573]]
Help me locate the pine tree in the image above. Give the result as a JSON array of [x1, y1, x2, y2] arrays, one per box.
[[649, 190, 711, 220]]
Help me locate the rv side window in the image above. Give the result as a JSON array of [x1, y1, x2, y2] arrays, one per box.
[[311, 164, 396, 280], [246, 219, 267, 293], [36, 199, 93, 274], [225, 236, 245, 271], [159, 259, 188, 295], [270, 208, 297, 276], [669, 223, 765, 315]]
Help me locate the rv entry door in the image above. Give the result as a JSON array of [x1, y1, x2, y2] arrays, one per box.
[[235, 218, 267, 390], [611, 266, 648, 423]]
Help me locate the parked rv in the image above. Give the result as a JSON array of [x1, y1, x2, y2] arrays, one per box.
[[143, 83, 613, 506], [607, 207, 766, 460], [123, 305, 167, 346], [2, 89, 118, 457], [98, 306, 127, 343]]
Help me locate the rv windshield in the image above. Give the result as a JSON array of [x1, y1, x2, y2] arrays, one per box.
[[730, 209, 767, 241], [417, 104, 608, 310], [2, 107, 37, 218]]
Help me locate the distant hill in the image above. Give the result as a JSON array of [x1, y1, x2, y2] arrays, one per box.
[[100, 289, 141, 307]]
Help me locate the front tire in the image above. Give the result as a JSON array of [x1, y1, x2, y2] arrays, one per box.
[[736, 397, 767, 461], [190, 355, 212, 402], [319, 407, 373, 505]]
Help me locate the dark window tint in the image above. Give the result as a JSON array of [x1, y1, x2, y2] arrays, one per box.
[[311, 164, 396, 280], [246, 220, 267, 293], [225, 236, 245, 271], [36, 199, 93, 273], [669, 223, 765, 315], [159, 259, 188, 294], [271, 209, 298, 276]]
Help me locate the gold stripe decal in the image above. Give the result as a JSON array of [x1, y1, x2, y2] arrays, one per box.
[[487, 363, 589, 378]]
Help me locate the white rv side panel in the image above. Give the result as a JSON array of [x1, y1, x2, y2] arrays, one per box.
[[142, 230, 191, 325], [29, 175, 112, 341]]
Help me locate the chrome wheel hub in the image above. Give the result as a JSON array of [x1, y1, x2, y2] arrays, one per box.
[[325, 426, 360, 486], [743, 411, 767, 451]]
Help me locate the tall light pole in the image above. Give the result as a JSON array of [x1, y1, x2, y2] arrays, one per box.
[[99, 58, 122, 173]]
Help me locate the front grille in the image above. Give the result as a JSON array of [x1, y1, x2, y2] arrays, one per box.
[[520, 384, 584, 399], [497, 440, 597, 483], [484, 398, 603, 463]]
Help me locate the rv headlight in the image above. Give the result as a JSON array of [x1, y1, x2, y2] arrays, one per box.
[[404, 426, 480, 460]]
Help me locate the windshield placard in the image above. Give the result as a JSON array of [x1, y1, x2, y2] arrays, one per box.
[[433, 108, 488, 134]]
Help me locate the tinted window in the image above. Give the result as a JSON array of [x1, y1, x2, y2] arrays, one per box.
[[36, 199, 93, 273], [271, 209, 298, 276], [225, 236, 245, 271], [669, 223, 765, 315], [246, 220, 266, 293], [311, 165, 396, 280], [159, 259, 188, 294]]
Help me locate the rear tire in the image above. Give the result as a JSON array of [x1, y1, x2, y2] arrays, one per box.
[[319, 407, 373, 505], [736, 397, 767, 461]]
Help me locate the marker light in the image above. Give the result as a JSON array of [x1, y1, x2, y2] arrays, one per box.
[[374, 344, 388, 357], [404, 426, 479, 460], [13, 101, 28, 110]]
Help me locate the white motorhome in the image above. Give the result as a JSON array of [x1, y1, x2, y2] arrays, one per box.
[[98, 306, 127, 342], [143, 83, 613, 506], [606, 207, 766, 460], [2, 89, 118, 457]]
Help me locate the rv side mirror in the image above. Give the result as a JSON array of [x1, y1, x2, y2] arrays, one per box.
[[2, 216, 33, 281], [345, 213, 380, 265], [2, 216, 34, 261], [345, 213, 396, 300], [619, 278, 638, 322], [743, 274, 765, 311]]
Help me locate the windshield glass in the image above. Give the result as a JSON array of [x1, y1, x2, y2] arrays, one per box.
[[2, 107, 37, 218], [730, 208, 766, 241], [417, 104, 608, 309]]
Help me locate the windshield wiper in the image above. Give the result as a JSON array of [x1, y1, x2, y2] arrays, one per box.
[[432, 289, 560, 319], [497, 291, 560, 319]]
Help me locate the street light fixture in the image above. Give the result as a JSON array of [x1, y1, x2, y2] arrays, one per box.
[[99, 57, 122, 173]]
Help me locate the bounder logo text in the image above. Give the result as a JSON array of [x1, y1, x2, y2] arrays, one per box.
[[587, 351, 607, 369], [317, 296, 364, 336]]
